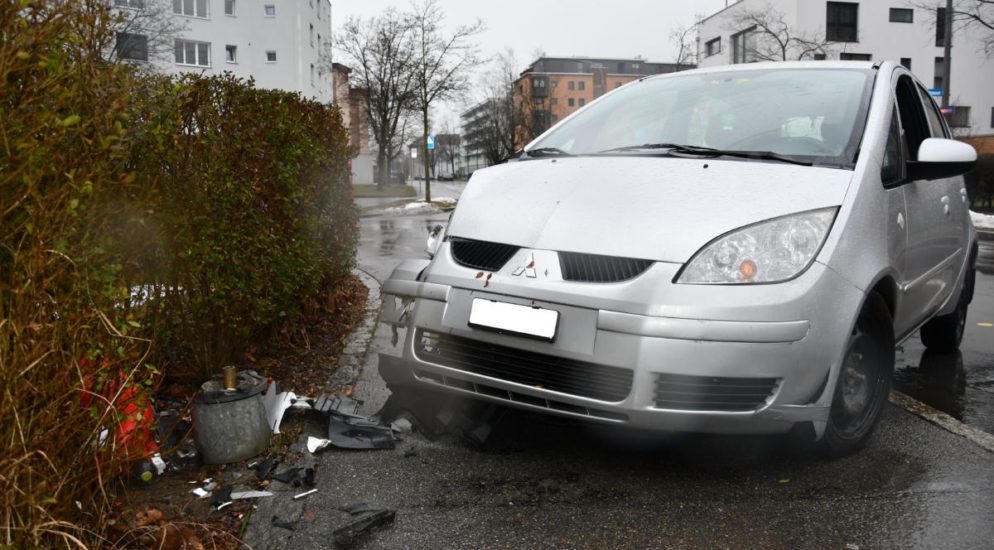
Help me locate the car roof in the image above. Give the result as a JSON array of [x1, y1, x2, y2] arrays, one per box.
[[645, 60, 880, 82]]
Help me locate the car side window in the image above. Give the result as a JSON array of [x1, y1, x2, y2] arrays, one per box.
[[881, 106, 903, 185], [894, 75, 929, 160], [916, 85, 950, 138]]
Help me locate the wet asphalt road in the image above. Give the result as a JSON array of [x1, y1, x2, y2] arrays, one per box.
[[280, 199, 994, 549]]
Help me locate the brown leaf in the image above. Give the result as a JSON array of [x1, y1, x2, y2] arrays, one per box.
[[486, 273, 493, 280], [475, 272, 484, 279], [527, 260, 535, 268], [484, 280, 490, 288]]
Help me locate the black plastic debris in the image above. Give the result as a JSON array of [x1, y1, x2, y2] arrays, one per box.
[[250, 457, 278, 480], [271, 515, 296, 531], [302, 467, 316, 488], [273, 467, 302, 485], [338, 502, 382, 515], [313, 394, 362, 417], [327, 415, 395, 450], [332, 508, 396, 546], [211, 486, 233, 508]]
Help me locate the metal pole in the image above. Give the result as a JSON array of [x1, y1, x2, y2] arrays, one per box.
[[942, 0, 953, 109]]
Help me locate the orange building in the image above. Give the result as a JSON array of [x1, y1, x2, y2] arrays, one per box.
[[514, 57, 685, 146]]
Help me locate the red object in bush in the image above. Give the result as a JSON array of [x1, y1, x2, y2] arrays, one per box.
[[80, 359, 159, 461]]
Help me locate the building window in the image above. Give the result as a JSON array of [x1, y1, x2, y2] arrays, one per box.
[[264, 4, 275, 17], [551, 80, 558, 88], [900, 57, 912, 70], [310, 64, 315, 86], [578, 81, 585, 91], [225, 45, 237, 63], [174, 39, 210, 66], [533, 97, 544, 105], [532, 78, 545, 88], [705, 37, 721, 57], [946, 106, 971, 128], [826, 2, 858, 42], [936, 7, 947, 46], [173, 0, 208, 18], [615, 82, 622, 88], [551, 98, 557, 105], [990, 106, 994, 128], [889, 8, 913, 23], [617, 62, 625, 72], [310, 24, 314, 46], [266, 50, 277, 63], [731, 27, 757, 63], [568, 98, 575, 107], [840, 52, 872, 61], [632, 63, 640, 69], [115, 32, 148, 61], [568, 81, 575, 90], [115, 0, 145, 8], [814, 53, 827, 60], [579, 98, 585, 107]]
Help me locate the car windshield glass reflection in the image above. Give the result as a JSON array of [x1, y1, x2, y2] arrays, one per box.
[[529, 68, 872, 166]]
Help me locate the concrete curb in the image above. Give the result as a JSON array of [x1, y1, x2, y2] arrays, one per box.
[[326, 268, 382, 391], [890, 390, 994, 453], [976, 228, 994, 242]]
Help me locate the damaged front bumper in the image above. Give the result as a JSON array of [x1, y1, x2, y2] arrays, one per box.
[[378, 250, 865, 437]]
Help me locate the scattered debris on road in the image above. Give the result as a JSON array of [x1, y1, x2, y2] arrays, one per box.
[[332, 506, 397, 546]]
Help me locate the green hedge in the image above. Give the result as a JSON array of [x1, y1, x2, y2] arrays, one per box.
[[0, 1, 356, 546]]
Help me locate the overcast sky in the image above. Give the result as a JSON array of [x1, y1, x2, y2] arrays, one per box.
[[332, 0, 730, 125]]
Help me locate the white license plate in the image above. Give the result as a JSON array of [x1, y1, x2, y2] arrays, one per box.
[[468, 298, 559, 341]]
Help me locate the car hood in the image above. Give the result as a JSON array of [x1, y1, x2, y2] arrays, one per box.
[[447, 156, 853, 264]]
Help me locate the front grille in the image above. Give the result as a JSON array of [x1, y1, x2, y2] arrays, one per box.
[[415, 330, 633, 402], [559, 252, 653, 282], [653, 373, 780, 412], [449, 238, 520, 271]]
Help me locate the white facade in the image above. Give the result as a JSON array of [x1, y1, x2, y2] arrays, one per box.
[[121, 0, 333, 103], [697, 0, 993, 135]]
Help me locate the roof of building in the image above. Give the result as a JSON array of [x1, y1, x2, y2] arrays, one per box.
[[519, 56, 682, 78]]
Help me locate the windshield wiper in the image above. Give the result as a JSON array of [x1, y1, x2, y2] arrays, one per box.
[[524, 147, 574, 158], [595, 143, 813, 166]]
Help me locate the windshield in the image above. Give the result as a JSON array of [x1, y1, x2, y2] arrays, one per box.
[[528, 68, 873, 167]]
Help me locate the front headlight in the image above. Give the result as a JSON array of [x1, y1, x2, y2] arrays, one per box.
[[677, 207, 838, 285]]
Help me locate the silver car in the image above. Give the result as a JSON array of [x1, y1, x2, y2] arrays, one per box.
[[378, 61, 978, 455]]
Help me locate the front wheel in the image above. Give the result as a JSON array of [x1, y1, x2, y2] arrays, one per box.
[[820, 294, 895, 457]]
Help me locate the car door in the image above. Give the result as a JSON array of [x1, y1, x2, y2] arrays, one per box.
[[894, 73, 964, 330]]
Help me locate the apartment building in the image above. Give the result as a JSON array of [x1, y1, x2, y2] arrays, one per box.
[[697, 0, 994, 135], [514, 57, 683, 143], [113, 0, 333, 103]]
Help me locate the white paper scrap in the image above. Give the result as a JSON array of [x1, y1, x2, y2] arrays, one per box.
[[307, 436, 332, 453], [293, 489, 318, 500], [191, 488, 211, 498]]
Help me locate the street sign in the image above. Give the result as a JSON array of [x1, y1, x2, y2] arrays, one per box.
[[426, 135, 435, 150], [929, 88, 943, 98], [410, 147, 417, 159]]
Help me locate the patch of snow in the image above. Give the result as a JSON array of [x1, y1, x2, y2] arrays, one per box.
[[382, 197, 456, 216], [970, 210, 994, 230]]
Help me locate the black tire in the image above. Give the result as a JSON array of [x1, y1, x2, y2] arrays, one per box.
[[920, 267, 973, 352], [820, 293, 895, 457]]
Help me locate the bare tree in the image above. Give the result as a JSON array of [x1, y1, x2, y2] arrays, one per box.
[[335, 9, 418, 186], [670, 24, 698, 70], [473, 49, 523, 165], [908, 1, 994, 56], [728, 5, 832, 61], [409, 0, 483, 202], [109, 0, 188, 65]]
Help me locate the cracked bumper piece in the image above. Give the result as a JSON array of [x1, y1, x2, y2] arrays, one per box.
[[377, 259, 861, 435]]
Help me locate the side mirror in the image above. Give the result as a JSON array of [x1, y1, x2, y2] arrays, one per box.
[[907, 138, 977, 181]]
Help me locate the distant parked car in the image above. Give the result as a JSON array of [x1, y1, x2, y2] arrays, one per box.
[[379, 61, 977, 456], [436, 172, 455, 181]]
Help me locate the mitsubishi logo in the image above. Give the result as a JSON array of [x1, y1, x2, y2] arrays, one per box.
[[512, 253, 537, 278]]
